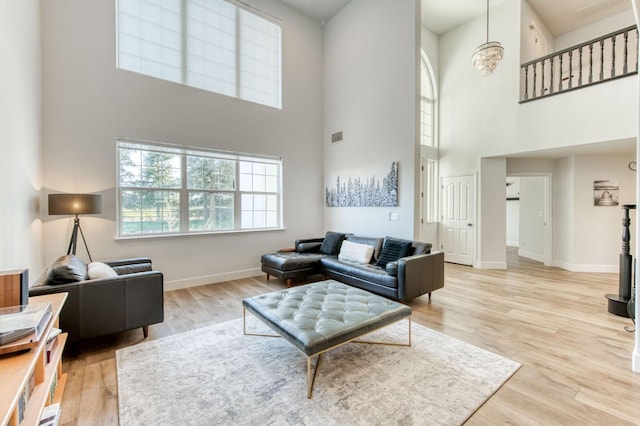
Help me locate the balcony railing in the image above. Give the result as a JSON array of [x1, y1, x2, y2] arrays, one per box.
[[520, 25, 638, 102]]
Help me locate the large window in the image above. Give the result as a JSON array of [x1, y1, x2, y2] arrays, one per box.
[[117, 139, 282, 237], [117, 0, 282, 109], [420, 51, 439, 224]]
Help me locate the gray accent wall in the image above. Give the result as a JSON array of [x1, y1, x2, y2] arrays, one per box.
[[0, 0, 43, 282], [323, 0, 420, 240], [40, 0, 325, 289]]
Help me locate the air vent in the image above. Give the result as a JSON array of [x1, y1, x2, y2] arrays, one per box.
[[331, 131, 343, 143]]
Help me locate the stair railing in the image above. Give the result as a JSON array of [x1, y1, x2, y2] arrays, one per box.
[[520, 25, 638, 103]]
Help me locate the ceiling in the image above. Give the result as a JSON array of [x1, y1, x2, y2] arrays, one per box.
[[279, 0, 634, 36]]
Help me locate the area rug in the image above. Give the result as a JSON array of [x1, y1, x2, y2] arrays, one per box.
[[116, 317, 520, 425]]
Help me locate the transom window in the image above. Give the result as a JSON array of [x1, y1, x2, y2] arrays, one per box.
[[117, 139, 282, 236], [116, 0, 282, 109]]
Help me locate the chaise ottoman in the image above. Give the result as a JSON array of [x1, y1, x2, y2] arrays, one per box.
[[242, 280, 412, 398]]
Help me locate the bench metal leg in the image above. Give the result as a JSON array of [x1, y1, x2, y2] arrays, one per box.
[[307, 354, 322, 398]]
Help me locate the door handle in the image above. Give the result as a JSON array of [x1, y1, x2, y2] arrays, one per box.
[[467, 223, 473, 227]]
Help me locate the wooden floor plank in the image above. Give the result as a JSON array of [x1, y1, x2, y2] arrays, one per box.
[[58, 249, 640, 425]]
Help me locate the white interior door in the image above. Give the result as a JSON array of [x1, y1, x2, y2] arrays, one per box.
[[441, 175, 475, 266]]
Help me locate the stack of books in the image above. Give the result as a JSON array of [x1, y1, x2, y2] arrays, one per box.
[[0, 302, 52, 348]]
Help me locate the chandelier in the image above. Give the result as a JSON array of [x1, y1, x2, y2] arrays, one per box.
[[472, 0, 504, 76]]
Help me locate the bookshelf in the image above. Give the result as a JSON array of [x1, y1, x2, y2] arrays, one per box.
[[0, 293, 68, 426]]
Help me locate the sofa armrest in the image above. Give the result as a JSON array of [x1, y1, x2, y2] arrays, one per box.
[[29, 270, 163, 343], [397, 251, 444, 301], [295, 238, 324, 253]]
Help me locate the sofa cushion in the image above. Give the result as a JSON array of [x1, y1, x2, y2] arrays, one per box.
[[411, 241, 432, 255], [385, 261, 399, 277], [346, 236, 384, 261], [47, 254, 88, 284], [319, 232, 346, 255], [88, 262, 119, 280], [320, 257, 399, 288], [338, 240, 374, 264], [375, 239, 412, 267]]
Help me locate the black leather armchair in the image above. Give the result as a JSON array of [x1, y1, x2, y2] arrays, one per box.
[[29, 257, 164, 344]]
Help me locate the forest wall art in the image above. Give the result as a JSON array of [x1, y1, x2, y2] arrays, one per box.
[[325, 162, 398, 207]]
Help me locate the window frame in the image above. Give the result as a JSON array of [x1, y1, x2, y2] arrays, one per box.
[[116, 138, 283, 238]]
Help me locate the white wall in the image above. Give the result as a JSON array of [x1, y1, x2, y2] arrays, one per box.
[[520, 0, 553, 63], [421, 25, 440, 83], [478, 158, 507, 269], [323, 0, 420, 239], [518, 176, 546, 261], [439, 0, 521, 179], [554, 10, 636, 51], [552, 156, 575, 268], [41, 0, 325, 289], [0, 0, 43, 283], [572, 153, 636, 271]]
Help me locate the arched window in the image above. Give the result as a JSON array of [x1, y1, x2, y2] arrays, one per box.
[[420, 54, 437, 147], [420, 51, 438, 224]]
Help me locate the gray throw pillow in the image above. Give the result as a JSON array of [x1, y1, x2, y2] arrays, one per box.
[[47, 254, 88, 284], [375, 239, 412, 268], [319, 232, 346, 255]]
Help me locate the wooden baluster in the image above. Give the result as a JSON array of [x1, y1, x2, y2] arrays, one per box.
[[568, 50, 573, 88], [600, 39, 605, 80], [523, 65, 529, 100], [533, 61, 537, 97], [578, 46, 583, 86], [550, 55, 554, 94], [611, 35, 617, 77], [623, 30, 629, 74], [541, 59, 545, 95], [559, 53, 564, 91], [589, 43, 594, 83]]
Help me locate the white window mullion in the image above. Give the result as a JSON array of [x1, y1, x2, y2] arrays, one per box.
[[180, 154, 188, 233], [235, 7, 242, 99], [234, 163, 241, 230], [180, 0, 187, 84]]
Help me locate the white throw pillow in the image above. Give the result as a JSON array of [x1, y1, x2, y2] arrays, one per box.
[[88, 262, 118, 280], [338, 240, 375, 264]]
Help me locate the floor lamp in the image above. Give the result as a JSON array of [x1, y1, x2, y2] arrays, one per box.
[[48, 193, 102, 262]]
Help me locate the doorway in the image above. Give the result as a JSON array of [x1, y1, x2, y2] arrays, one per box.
[[506, 174, 552, 266]]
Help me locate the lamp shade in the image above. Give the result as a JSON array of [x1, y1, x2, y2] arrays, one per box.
[[48, 193, 102, 215]]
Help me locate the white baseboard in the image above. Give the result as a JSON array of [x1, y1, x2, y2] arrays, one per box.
[[506, 241, 519, 247], [633, 348, 640, 373], [164, 267, 262, 291], [517, 249, 545, 263], [474, 261, 507, 270], [549, 260, 617, 273]]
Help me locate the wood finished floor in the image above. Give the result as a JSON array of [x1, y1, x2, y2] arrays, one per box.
[[59, 249, 640, 425]]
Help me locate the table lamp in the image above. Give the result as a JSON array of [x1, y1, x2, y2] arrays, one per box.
[[48, 193, 102, 262]]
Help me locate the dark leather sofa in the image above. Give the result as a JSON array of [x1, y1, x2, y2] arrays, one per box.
[[29, 257, 164, 344], [261, 234, 444, 301]]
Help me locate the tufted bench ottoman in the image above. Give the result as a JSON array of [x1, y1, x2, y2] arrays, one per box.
[[242, 280, 412, 398]]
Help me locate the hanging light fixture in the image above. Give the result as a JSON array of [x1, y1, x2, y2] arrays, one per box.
[[472, 0, 504, 76]]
